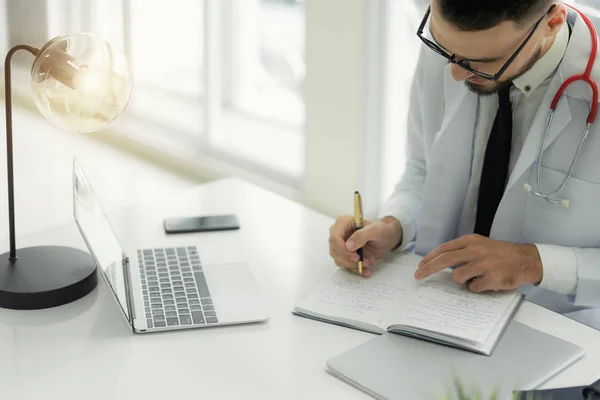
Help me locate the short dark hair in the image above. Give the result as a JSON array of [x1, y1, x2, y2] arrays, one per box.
[[437, 0, 553, 31]]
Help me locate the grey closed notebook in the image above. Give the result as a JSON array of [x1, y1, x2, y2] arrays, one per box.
[[326, 321, 585, 400]]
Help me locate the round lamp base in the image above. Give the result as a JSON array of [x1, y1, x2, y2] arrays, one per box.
[[0, 246, 97, 310]]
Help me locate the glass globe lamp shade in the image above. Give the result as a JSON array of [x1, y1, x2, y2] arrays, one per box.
[[30, 34, 133, 133]]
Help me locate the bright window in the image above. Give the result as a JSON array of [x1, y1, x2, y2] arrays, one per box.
[[125, 0, 205, 139], [380, 0, 424, 202], [44, 0, 306, 181]]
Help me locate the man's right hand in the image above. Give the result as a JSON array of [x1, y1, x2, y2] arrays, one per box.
[[328, 216, 403, 277]]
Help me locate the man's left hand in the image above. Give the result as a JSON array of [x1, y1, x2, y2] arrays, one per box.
[[414, 234, 543, 292]]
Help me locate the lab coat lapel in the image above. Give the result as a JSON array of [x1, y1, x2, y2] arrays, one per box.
[[416, 66, 478, 255], [505, 71, 572, 191], [506, 12, 593, 191]]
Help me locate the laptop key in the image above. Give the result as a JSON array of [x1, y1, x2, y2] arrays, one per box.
[[154, 320, 166, 328], [190, 304, 202, 311], [206, 317, 218, 324], [166, 311, 177, 317], [147, 319, 154, 328], [164, 299, 175, 306], [204, 311, 216, 317], [146, 313, 152, 319], [191, 311, 205, 324], [201, 298, 212, 305], [179, 315, 192, 325], [203, 305, 214, 311], [167, 317, 179, 326], [189, 299, 200, 305]]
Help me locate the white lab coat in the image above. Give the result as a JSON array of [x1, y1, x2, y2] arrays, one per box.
[[382, 11, 600, 306]]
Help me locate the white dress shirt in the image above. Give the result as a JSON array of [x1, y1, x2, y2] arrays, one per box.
[[456, 24, 575, 293]]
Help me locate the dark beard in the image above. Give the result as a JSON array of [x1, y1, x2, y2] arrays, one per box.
[[465, 47, 543, 96]]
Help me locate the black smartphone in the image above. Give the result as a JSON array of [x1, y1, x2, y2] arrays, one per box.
[[163, 214, 240, 234]]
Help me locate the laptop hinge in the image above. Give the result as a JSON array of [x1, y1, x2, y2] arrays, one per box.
[[122, 253, 136, 325]]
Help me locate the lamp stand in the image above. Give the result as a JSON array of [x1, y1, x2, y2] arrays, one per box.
[[0, 44, 97, 310]]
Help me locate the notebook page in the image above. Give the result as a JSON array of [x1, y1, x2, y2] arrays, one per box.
[[294, 262, 416, 332], [396, 271, 518, 343]]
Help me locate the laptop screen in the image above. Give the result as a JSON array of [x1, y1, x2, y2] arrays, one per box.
[[72, 158, 131, 324]]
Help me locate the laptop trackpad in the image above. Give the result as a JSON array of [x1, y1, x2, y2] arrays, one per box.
[[203, 263, 258, 297], [203, 263, 268, 323]]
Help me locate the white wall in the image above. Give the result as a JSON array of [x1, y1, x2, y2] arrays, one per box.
[[0, 0, 6, 55], [304, 0, 384, 218]]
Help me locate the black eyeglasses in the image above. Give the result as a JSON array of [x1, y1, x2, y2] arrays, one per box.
[[416, 4, 556, 82]]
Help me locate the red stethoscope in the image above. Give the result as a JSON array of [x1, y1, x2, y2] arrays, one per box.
[[523, 4, 599, 208]]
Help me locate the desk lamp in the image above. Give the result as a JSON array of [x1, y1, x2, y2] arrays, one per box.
[[0, 34, 133, 310]]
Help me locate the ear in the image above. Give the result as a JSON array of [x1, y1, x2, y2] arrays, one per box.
[[544, 3, 567, 37]]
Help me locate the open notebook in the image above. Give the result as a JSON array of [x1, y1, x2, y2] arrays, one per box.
[[293, 252, 524, 356]]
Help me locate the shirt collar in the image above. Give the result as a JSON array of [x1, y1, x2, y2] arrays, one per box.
[[513, 23, 569, 97]]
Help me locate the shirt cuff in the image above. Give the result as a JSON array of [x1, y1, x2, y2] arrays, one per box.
[[377, 210, 416, 251], [535, 243, 577, 295]]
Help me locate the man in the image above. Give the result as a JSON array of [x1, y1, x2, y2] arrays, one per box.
[[329, 0, 600, 306]]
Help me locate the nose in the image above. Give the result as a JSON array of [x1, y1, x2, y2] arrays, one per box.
[[450, 63, 476, 82]]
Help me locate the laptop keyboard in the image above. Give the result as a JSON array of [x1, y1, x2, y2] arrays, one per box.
[[138, 246, 218, 329]]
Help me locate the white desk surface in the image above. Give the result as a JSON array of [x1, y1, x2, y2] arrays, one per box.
[[1, 177, 599, 400]]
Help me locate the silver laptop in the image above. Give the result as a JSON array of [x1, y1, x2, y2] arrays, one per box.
[[72, 158, 269, 333]]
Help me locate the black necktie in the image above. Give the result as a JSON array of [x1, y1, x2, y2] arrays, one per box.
[[474, 85, 513, 237]]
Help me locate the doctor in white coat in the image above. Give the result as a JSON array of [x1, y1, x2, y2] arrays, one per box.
[[329, 0, 600, 307]]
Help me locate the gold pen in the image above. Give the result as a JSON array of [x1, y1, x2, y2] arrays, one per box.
[[354, 191, 364, 275]]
